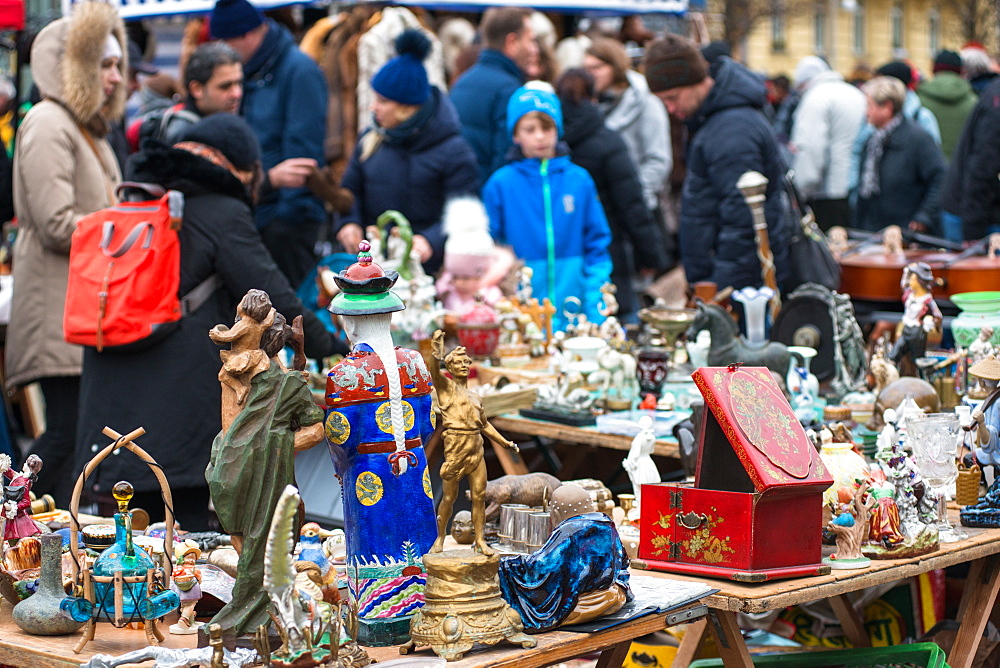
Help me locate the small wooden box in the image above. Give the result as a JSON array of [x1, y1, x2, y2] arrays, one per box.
[[636, 366, 833, 582]]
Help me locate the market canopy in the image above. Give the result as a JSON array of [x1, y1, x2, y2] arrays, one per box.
[[61, 0, 686, 22]]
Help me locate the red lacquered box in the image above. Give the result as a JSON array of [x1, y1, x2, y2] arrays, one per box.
[[635, 365, 834, 582]]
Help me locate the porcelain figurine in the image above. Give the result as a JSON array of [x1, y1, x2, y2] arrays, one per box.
[[966, 355, 1000, 471], [324, 243, 437, 647], [870, 338, 901, 399], [623, 415, 659, 513], [866, 470, 905, 550], [429, 329, 520, 555], [295, 523, 333, 581], [828, 226, 850, 258], [169, 541, 204, 635], [597, 283, 626, 345], [206, 289, 326, 636], [823, 482, 873, 570], [4, 454, 42, 544], [262, 485, 336, 668], [594, 346, 638, 410], [496, 484, 632, 633], [890, 262, 942, 374]]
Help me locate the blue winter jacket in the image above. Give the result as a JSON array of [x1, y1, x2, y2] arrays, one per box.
[[483, 152, 612, 330], [450, 49, 524, 186], [241, 20, 327, 229], [339, 87, 480, 272], [681, 57, 790, 292]]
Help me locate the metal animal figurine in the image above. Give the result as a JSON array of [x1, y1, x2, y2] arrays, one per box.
[[686, 301, 794, 378]]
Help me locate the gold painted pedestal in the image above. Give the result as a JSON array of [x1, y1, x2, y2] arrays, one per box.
[[400, 550, 536, 661]]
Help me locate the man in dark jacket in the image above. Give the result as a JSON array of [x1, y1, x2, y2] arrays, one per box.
[[210, 0, 328, 288], [450, 7, 538, 185], [644, 35, 790, 295], [941, 76, 1000, 240]]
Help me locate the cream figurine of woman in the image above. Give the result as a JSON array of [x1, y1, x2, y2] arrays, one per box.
[[623, 415, 659, 515]]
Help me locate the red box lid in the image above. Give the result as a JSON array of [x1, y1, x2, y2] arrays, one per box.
[[692, 365, 833, 494]]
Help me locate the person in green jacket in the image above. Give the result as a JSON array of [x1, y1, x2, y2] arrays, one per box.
[[917, 50, 979, 162]]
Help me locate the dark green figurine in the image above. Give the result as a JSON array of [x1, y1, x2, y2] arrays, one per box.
[[206, 289, 325, 635]]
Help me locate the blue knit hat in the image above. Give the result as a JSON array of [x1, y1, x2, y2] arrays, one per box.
[[210, 0, 264, 40], [506, 83, 564, 139], [371, 30, 432, 106]]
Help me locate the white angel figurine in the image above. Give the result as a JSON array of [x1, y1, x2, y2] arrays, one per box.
[[623, 415, 660, 514]]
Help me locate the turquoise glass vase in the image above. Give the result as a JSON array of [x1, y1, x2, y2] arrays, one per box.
[[91, 482, 156, 624]]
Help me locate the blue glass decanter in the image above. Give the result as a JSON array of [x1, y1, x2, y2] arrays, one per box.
[[91, 481, 156, 623]]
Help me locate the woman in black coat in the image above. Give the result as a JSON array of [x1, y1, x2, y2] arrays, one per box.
[[556, 69, 670, 322], [855, 76, 945, 233], [76, 114, 346, 530], [335, 30, 478, 274]]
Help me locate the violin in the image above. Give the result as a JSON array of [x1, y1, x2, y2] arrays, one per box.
[[838, 232, 1000, 302]]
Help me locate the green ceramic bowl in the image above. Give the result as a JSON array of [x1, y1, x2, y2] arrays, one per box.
[[950, 291, 1000, 314]]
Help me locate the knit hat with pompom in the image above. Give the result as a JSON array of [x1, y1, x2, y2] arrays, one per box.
[[372, 29, 433, 105]]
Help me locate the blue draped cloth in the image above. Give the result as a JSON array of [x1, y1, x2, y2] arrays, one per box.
[[497, 512, 632, 633]]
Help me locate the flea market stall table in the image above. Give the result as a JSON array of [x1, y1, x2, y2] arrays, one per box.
[[0, 597, 707, 668], [644, 510, 1000, 668]]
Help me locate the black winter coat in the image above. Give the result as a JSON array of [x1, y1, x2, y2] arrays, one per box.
[[561, 99, 669, 318], [941, 77, 1000, 239], [855, 118, 945, 232], [76, 144, 346, 497], [681, 57, 790, 292], [339, 87, 479, 273]]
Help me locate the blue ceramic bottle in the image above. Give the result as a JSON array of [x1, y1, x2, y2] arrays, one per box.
[[91, 481, 156, 622]]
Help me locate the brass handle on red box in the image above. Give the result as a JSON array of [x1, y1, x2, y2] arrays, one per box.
[[678, 512, 708, 530]]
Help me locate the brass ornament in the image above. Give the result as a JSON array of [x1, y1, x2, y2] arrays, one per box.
[[400, 550, 536, 661]]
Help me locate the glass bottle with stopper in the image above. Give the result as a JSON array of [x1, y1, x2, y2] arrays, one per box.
[[91, 481, 157, 623]]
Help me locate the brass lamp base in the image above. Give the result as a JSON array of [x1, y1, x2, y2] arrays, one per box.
[[400, 550, 536, 661]]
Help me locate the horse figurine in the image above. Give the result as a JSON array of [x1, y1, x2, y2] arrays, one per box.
[[686, 301, 797, 379]]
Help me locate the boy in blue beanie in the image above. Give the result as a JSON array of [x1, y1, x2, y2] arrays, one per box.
[[483, 84, 612, 331]]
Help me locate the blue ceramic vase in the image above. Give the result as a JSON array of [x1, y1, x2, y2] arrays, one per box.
[[12, 532, 89, 635]]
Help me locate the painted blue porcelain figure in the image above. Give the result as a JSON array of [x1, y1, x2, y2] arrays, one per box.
[[497, 484, 632, 633], [325, 241, 438, 646]]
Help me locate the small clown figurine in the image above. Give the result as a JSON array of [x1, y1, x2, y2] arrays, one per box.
[[169, 540, 204, 635]]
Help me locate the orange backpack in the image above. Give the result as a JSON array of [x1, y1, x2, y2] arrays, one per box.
[[64, 183, 218, 351]]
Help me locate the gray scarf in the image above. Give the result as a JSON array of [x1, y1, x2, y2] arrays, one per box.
[[859, 114, 902, 199]]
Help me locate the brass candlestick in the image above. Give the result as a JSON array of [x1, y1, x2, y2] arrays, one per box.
[[618, 494, 636, 527]]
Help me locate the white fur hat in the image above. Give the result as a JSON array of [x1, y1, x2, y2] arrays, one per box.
[[443, 197, 496, 277]]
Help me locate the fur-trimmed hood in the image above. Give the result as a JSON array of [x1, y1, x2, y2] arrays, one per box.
[[31, 1, 127, 133]]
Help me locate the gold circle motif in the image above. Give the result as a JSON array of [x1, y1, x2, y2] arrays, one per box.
[[422, 467, 433, 498], [325, 411, 350, 445], [355, 472, 383, 506], [374, 401, 415, 434]]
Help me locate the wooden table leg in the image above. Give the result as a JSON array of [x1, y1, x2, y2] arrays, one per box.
[[829, 593, 870, 648], [594, 639, 634, 668], [949, 553, 1000, 668], [706, 610, 753, 668], [672, 617, 709, 668]]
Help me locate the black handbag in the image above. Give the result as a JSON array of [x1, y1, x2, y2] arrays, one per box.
[[783, 172, 841, 291]]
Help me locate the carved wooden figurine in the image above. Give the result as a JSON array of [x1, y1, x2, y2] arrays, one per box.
[[206, 289, 326, 636]]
